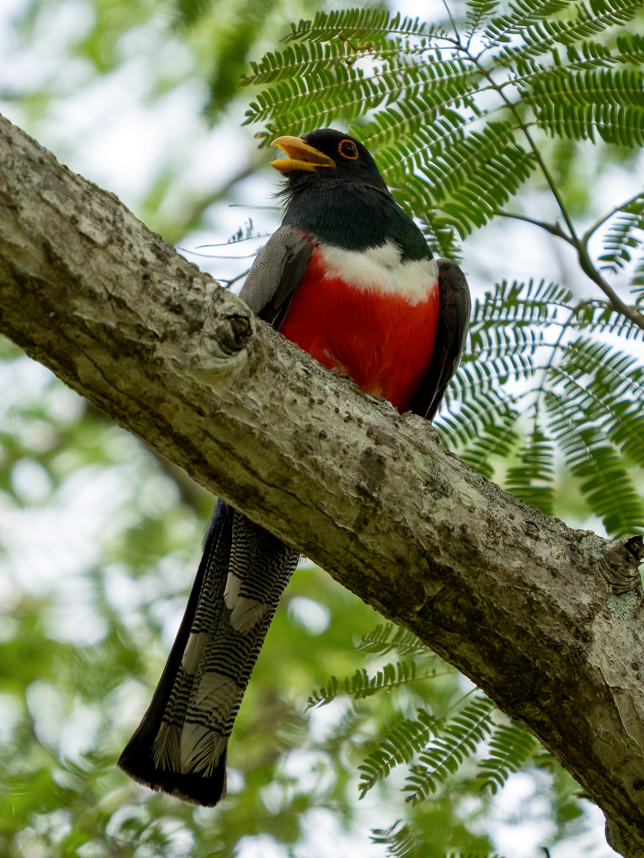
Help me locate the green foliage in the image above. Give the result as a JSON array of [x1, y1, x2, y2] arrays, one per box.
[[527, 90, 644, 147], [505, 429, 556, 515], [476, 721, 539, 794], [372, 820, 505, 858], [3, 0, 325, 242], [493, 0, 641, 65], [599, 192, 644, 277], [358, 710, 436, 796], [306, 660, 454, 709], [2, 340, 532, 854], [441, 286, 644, 529], [371, 821, 421, 858], [465, 0, 501, 38], [0, 354, 440, 855], [205, 0, 290, 116], [314, 625, 547, 816], [483, 0, 577, 46], [405, 698, 496, 802], [356, 622, 434, 656], [546, 388, 642, 536], [312, 609, 574, 849], [284, 9, 446, 43]]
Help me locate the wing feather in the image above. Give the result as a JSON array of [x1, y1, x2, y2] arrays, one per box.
[[239, 225, 313, 327], [409, 258, 471, 421]]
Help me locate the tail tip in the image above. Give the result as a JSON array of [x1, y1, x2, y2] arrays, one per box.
[[117, 746, 227, 807]]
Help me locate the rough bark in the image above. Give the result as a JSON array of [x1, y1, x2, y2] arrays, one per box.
[[1, 112, 643, 855]]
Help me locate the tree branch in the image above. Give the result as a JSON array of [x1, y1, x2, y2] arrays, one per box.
[[1, 112, 644, 856]]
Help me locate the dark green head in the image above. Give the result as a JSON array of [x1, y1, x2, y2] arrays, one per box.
[[271, 128, 430, 260], [271, 128, 390, 196]]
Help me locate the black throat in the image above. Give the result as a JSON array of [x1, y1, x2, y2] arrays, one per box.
[[281, 176, 432, 262]]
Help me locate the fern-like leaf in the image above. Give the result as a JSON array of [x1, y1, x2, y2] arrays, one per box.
[[405, 697, 495, 802], [505, 429, 556, 515], [454, 403, 521, 479], [545, 389, 644, 536], [547, 342, 644, 470], [599, 193, 644, 273], [244, 53, 477, 138], [437, 384, 516, 455], [285, 10, 446, 44], [476, 721, 538, 794], [524, 68, 644, 109], [614, 32, 644, 65], [240, 41, 350, 88], [465, 0, 501, 38], [537, 102, 644, 146], [306, 661, 448, 710], [370, 821, 505, 858], [391, 141, 537, 239], [484, 0, 576, 47], [561, 339, 644, 398], [570, 301, 644, 340], [633, 257, 644, 307], [371, 821, 420, 858], [493, 0, 641, 67], [524, 68, 644, 147], [358, 710, 436, 796], [356, 622, 433, 656]]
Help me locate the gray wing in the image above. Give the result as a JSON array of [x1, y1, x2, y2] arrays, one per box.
[[409, 258, 471, 422], [239, 226, 313, 329]]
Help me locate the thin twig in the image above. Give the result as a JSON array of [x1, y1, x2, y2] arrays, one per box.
[[195, 234, 273, 248], [441, 0, 463, 45], [217, 268, 252, 290], [496, 211, 576, 245], [176, 247, 260, 259], [576, 246, 644, 330]]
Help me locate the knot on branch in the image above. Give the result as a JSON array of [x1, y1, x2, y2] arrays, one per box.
[[194, 309, 256, 371], [600, 536, 644, 595], [624, 535, 644, 562], [214, 312, 254, 356]]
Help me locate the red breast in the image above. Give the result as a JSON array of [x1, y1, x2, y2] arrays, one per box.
[[279, 242, 440, 412]]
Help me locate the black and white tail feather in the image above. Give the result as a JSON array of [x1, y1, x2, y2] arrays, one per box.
[[118, 499, 299, 805]]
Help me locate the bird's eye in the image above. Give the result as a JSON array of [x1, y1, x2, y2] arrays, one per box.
[[338, 139, 359, 160]]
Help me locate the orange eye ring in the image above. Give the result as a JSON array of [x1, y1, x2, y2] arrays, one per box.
[[338, 139, 359, 160]]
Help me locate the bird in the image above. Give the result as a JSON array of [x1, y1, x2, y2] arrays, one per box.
[[118, 127, 471, 806]]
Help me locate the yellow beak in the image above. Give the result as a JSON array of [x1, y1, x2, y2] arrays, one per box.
[[270, 136, 335, 174]]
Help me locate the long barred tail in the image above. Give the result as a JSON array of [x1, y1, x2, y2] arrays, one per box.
[[118, 499, 300, 806]]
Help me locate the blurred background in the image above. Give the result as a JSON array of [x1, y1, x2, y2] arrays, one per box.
[[0, 0, 641, 855]]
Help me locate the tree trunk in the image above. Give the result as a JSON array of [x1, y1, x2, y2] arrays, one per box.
[[0, 112, 643, 856]]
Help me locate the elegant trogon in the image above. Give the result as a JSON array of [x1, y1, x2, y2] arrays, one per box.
[[118, 128, 471, 806]]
